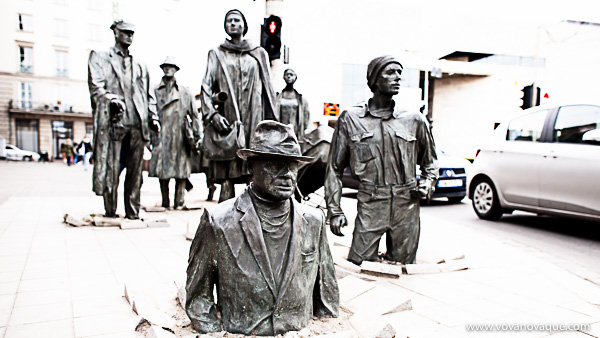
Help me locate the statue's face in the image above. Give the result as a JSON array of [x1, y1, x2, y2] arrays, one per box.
[[115, 29, 134, 47], [283, 70, 297, 85], [162, 65, 178, 77], [252, 159, 299, 201], [225, 13, 245, 37], [375, 63, 402, 95]]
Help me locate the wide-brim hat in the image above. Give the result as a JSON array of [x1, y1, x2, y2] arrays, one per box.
[[237, 121, 315, 163], [160, 56, 180, 70]]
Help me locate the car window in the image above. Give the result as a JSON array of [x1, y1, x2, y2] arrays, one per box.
[[554, 105, 600, 144], [506, 110, 548, 142], [6, 146, 12, 150]]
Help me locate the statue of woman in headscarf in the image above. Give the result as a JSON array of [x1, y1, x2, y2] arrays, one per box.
[[200, 9, 278, 203]]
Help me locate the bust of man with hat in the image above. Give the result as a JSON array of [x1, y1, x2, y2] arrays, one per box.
[[186, 120, 339, 336], [325, 55, 438, 266]]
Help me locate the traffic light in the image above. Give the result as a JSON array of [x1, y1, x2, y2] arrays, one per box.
[[520, 84, 541, 110], [261, 15, 282, 60]]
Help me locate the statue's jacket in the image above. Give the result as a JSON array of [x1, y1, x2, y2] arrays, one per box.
[[87, 46, 158, 195], [186, 189, 339, 335]]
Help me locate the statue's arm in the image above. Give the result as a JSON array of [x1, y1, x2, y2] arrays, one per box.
[[200, 50, 218, 124], [313, 211, 340, 318], [185, 210, 221, 333], [188, 88, 203, 143], [324, 112, 350, 220], [88, 51, 111, 105], [302, 99, 310, 132], [145, 66, 158, 124], [416, 117, 439, 191]]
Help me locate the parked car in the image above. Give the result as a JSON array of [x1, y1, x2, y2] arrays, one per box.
[[468, 103, 600, 222], [342, 149, 470, 203], [4, 144, 40, 161]]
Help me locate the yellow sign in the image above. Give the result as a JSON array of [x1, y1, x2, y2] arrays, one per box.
[[324, 103, 339, 116]]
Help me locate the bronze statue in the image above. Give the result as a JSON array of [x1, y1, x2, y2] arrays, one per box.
[[325, 56, 438, 265], [200, 9, 278, 203], [276, 68, 310, 142], [186, 121, 339, 336], [149, 57, 201, 209], [88, 20, 160, 219]]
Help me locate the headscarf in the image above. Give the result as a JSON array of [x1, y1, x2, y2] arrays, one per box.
[[367, 56, 403, 91], [224, 9, 248, 36]]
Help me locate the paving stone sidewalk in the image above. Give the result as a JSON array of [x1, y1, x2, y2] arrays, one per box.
[[0, 162, 599, 337]]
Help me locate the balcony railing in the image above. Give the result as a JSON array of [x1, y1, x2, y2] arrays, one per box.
[[9, 100, 90, 115], [20, 65, 33, 74]]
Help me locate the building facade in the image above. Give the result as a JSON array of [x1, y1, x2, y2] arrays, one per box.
[[0, 0, 112, 159]]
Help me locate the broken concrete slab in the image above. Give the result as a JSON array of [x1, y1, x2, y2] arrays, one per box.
[[333, 256, 361, 274], [124, 284, 176, 330], [405, 263, 442, 274], [174, 280, 186, 309], [120, 219, 147, 230], [373, 323, 396, 338], [144, 206, 167, 212], [337, 275, 376, 303], [382, 299, 412, 315], [93, 215, 122, 227], [64, 213, 92, 227], [183, 202, 204, 210], [147, 325, 176, 338], [348, 286, 411, 317], [360, 261, 403, 278], [186, 221, 197, 241], [146, 216, 170, 228], [439, 258, 469, 272], [349, 312, 392, 338]]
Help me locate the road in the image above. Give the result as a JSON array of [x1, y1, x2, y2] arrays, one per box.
[[421, 197, 600, 277]]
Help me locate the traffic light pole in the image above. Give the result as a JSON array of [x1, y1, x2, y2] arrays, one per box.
[[266, 0, 284, 88]]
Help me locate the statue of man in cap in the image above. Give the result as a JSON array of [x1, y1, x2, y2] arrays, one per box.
[[148, 57, 202, 209], [325, 56, 438, 265], [88, 19, 161, 219], [186, 121, 339, 336], [200, 9, 278, 203]]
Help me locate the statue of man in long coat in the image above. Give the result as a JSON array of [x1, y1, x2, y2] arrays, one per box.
[[88, 20, 160, 219], [149, 57, 202, 209]]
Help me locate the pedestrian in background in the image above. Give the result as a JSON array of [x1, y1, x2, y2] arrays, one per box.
[[60, 138, 74, 166], [76, 135, 93, 171]]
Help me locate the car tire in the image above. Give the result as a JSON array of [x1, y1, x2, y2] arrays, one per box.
[[471, 178, 503, 220], [448, 196, 465, 203], [23, 156, 31, 161]]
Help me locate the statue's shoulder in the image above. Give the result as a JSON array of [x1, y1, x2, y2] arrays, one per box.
[[203, 198, 237, 226], [295, 202, 325, 225]]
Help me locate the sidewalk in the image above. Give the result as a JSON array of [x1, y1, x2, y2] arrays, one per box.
[[0, 161, 599, 337]]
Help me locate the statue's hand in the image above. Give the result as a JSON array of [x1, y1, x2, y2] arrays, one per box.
[[110, 98, 126, 116], [329, 214, 347, 237], [150, 120, 161, 133], [211, 114, 231, 133]]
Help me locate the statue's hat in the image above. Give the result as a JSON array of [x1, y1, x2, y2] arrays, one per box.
[[110, 20, 135, 32], [237, 121, 314, 163], [160, 56, 180, 71]]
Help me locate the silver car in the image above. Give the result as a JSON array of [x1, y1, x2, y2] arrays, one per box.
[[468, 103, 600, 222]]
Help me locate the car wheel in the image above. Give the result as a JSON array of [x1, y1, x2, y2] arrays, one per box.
[[472, 179, 503, 220], [448, 196, 465, 203], [23, 156, 31, 161]]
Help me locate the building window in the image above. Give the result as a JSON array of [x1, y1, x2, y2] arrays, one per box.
[[342, 64, 369, 109], [19, 46, 33, 73], [55, 19, 68, 37], [19, 82, 33, 109], [18, 14, 33, 32], [52, 120, 73, 159], [89, 24, 101, 41], [56, 50, 68, 76], [55, 84, 68, 111], [16, 119, 39, 153]]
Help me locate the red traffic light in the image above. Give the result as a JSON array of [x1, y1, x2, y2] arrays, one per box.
[[269, 20, 277, 34]]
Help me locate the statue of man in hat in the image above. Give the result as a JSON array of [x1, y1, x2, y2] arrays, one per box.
[[325, 56, 438, 265], [276, 68, 311, 143], [186, 120, 339, 336], [148, 56, 202, 209], [88, 19, 161, 219], [200, 9, 278, 203]]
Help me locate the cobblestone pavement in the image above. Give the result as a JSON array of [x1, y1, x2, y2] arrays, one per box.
[[0, 161, 599, 337]]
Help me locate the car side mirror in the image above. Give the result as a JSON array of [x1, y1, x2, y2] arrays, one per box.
[[582, 129, 600, 145]]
